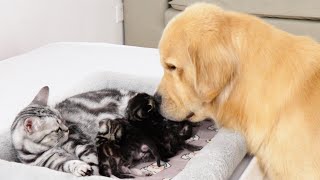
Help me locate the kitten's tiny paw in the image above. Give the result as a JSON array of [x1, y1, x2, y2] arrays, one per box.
[[73, 162, 93, 176], [127, 168, 152, 177], [145, 172, 153, 176], [208, 125, 218, 132], [137, 168, 153, 176], [91, 166, 100, 175], [157, 159, 161, 167], [160, 160, 167, 166]]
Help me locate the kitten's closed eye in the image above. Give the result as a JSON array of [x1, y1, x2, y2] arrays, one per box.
[[55, 127, 68, 133], [55, 128, 62, 132]]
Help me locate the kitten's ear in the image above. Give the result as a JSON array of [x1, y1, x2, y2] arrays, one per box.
[[31, 86, 49, 106], [24, 117, 34, 134]]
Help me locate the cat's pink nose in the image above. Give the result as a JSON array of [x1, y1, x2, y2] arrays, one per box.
[[141, 144, 149, 152]]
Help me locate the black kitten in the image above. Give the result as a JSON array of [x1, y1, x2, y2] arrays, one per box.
[[96, 118, 158, 178], [126, 93, 202, 159], [119, 120, 162, 167], [159, 119, 200, 158]]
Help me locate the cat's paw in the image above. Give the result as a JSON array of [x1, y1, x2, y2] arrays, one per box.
[[129, 168, 152, 177], [121, 167, 151, 177], [70, 160, 93, 176], [91, 165, 100, 175], [144, 171, 153, 176]]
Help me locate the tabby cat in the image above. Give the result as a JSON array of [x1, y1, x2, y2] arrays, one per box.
[[11, 87, 98, 176]]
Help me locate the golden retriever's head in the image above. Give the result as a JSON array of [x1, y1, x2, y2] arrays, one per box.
[[155, 3, 238, 122]]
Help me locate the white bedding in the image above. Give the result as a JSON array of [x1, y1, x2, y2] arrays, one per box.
[[0, 42, 161, 132], [0, 42, 249, 179]]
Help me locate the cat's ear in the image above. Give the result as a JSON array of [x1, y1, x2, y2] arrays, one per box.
[[24, 117, 34, 134], [31, 86, 49, 106]]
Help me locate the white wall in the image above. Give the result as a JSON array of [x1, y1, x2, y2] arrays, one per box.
[[0, 0, 123, 60]]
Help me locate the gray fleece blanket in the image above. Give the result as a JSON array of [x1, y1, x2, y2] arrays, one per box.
[[0, 71, 247, 180]]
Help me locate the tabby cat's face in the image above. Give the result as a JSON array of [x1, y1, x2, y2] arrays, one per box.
[[13, 105, 69, 148], [11, 86, 69, 150], [25, 107, 69, 147]]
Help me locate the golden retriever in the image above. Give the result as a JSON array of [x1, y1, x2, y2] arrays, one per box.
[[155, 3, 320, 180]]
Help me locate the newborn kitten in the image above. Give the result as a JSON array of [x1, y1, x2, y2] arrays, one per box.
[[126, 93, 202, 159], [11, 87, 97, 176], [96, 119, 133, 178], [96, 118, 154, 178], [119, 119, 162, 166]]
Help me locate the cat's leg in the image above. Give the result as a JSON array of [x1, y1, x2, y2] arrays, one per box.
[[121, 166, 153, 177], [120, 159, 152, 177], [62, 160, 93, 176], [143, 139, 162, 167], [156, 142, 173, 160], [98, 162, 112, 177], [74, 144, 99, 175], [37, 150, 93, 176], [63, 125, 100, 175], [98, 155, 134, 178], [109, 158, 134, 179], [62, 139, 99, 175], [96, 144, 112, 177]]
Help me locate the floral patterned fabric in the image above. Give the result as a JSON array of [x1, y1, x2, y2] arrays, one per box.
[[135, 120, 217, 180]]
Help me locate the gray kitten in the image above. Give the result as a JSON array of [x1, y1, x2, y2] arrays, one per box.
[[11, 87, 97, 176]]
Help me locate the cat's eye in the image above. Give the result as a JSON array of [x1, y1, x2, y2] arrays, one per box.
[[166, 64, 176, 71]]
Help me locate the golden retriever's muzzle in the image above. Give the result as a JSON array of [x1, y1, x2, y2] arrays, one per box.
[[154, 91, 195, 121]]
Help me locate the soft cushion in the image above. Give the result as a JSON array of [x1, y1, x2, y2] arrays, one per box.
[[0, 42, 247, 180]]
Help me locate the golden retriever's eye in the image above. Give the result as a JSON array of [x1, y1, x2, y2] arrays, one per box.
[[166, 64, 177, 71]]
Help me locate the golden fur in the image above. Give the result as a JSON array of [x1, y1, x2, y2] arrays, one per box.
[[156, 3, 320, 179]]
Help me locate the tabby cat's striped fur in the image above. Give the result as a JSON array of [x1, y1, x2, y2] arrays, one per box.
[[11, 87, 97, 176]]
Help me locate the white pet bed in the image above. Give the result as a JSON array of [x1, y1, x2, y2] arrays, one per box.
[[0, 42, 250, 180]]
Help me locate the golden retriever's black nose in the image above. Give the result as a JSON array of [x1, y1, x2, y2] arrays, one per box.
[[154, 93, 162, 105]]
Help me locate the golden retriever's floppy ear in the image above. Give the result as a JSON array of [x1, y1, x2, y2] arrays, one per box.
[[188, 41, 238, 103]]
